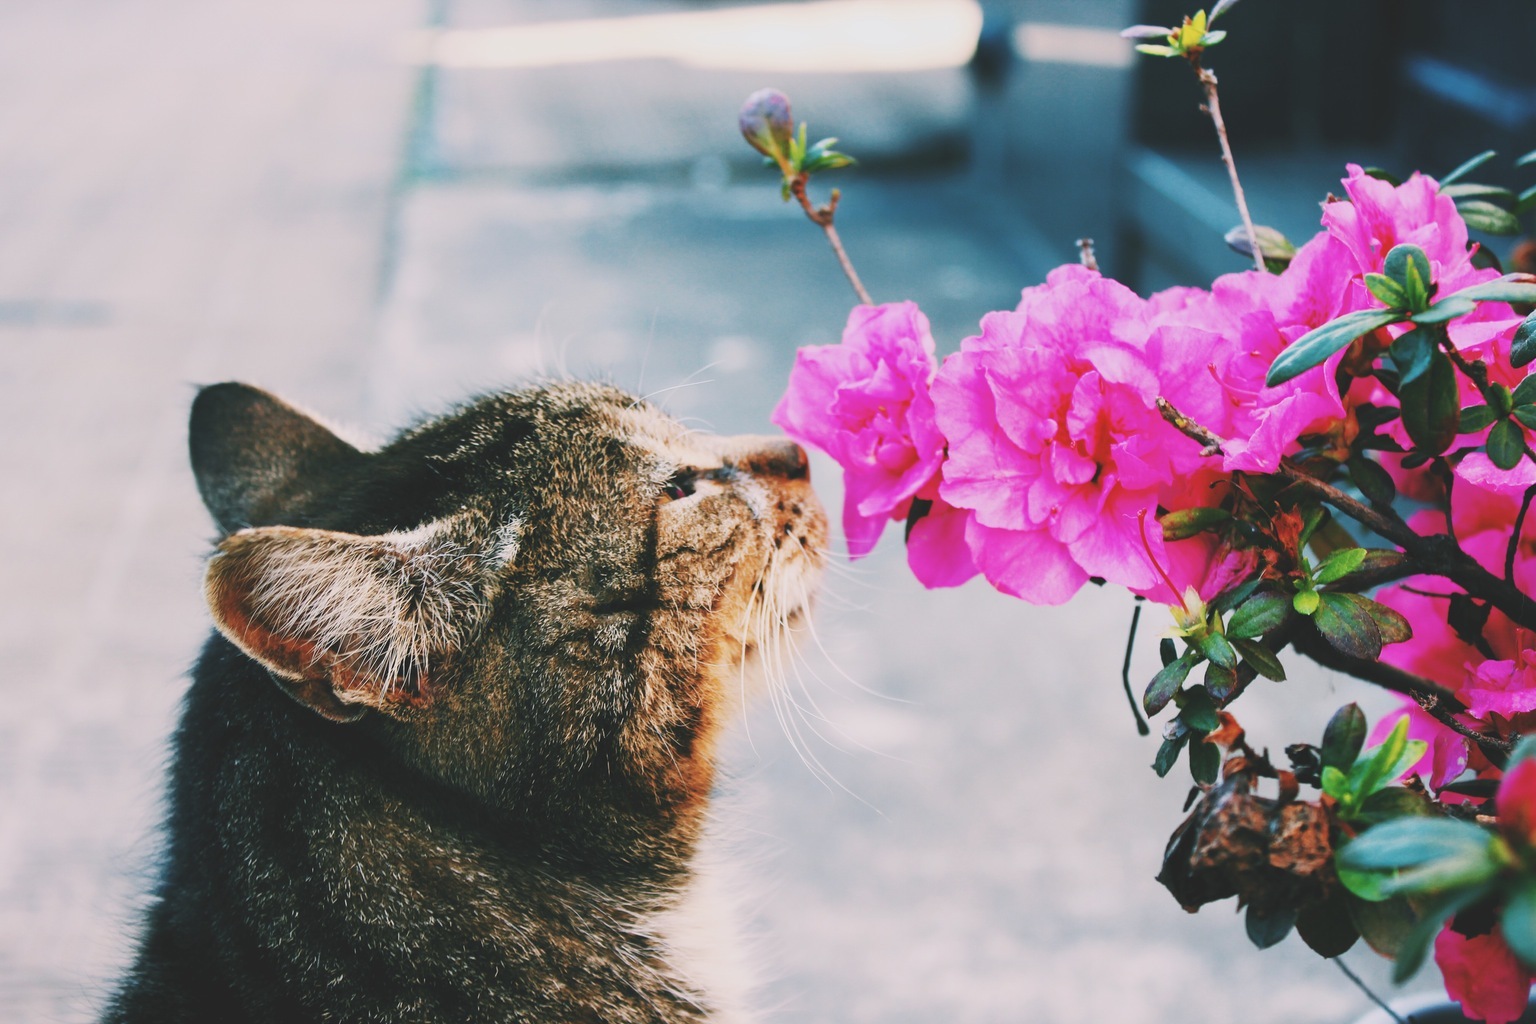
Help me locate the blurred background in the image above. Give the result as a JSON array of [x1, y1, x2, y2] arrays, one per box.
[[3, 1, 1535, 1021]]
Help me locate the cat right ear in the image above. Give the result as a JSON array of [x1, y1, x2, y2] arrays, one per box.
[[190, 383, 366, 534]]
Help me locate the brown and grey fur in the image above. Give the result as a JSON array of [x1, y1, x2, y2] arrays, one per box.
[[102, 380, 825, 1023]]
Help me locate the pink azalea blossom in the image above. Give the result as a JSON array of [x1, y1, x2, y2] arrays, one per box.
[[932, 265, 1199, 603], [1436, 927, 1534, 1024], [773, 302, 946, 559], [1498, 757, 1536, 850]]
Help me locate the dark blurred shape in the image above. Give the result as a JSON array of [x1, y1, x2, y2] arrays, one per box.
[[968, 4, 1015, 93]]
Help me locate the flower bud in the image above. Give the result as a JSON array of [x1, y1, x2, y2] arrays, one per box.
[[738, 89, 794, 166]]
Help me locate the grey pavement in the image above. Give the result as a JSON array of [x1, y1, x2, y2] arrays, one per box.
[[0, 1, 1441, 1022]]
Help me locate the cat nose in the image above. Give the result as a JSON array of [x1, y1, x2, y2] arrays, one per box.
[[728, 438, 810, 480]]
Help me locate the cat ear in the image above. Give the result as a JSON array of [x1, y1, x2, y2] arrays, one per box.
[[204, 518, 496, 722], [190, 382, 367, 534]]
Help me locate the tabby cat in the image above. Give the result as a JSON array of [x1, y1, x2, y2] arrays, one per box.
[[102, 380, 826, 1023]]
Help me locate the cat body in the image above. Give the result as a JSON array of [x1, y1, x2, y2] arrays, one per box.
[[103, 381, 824, 1023]]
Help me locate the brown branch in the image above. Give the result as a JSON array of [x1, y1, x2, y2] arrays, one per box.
[[1155, 398, 1536, 632], [789, 177, 873, 305], [1193, 63, 1263, 273], [1290, 631, 1458, 705], [1414, 690, 1513, 769]]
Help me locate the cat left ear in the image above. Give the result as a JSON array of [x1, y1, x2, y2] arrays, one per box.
[[204, 517, 496, 722]]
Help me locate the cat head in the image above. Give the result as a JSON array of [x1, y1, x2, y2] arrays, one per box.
[[191, 381, 826, 835]]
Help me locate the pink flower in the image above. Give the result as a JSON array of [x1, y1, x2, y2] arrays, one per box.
[[773, 302, 946, 559], [1466, 650, 1536, 720], [1436, 927, 1533, 1024], [1498, 757, 1536, 850], [932, 265, 1194, 603]]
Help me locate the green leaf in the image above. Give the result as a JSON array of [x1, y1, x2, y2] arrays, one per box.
[[1448, 275, 1536, 305], [1362, 167, 1403, 186], [1197, 631, 1237, 670], [1232, 637, 1286, 681], [1514, 312, 1536, 369], [1208, 0, 1242, 23], [1514, 375, 1536, 408], [1389, 327, 1436, 384], [1134, 43, 1180, 56], [1519, 148, 1536, 167], [1314, 591, 1383, 660], [1143, 650, 1198, 716], [1204, 661, 1239, 701], [1363, 273, 1409, 310], [1509, 735, 1536, 768], [1266, 309, 1404, 386], [1321, 703, 1367, 770], [1189, 736, 1220, 785], [1120, 24, 1175, 40], [1502, 879, 1536, 970], [1200, 28, 1226, 45], [1352, 786, 1433, 827], [1225, 224, 1296, 265], [1410, 294, 1477, 325], [1399, 347, 1460, 455], [1337, 816, 1493, 871], [1213, 577, 1264, 615], [1314, 547, 1368, 585], [1384, 244, 1434, 309], [1520, 184, 1536, 216], [1393, 887, 1491, 983], [1246, 904, 1296, 949], [1349, 455, 1397, 506], [1459, 404, 1497, 432], [1441, 149, 1498, 186], [1349, 716, 1411, 801], [1348, 893, 1417, 953], [1296, 889, 1359, 958], [1159, 506, 1230, 541], [1441, 182, 1517, 204], [1293, 589, 1320, 616], [1347, 594, 1412, 645], [1177, 685, 1221, 733], [1487, 418, 1528, 470], [1159, 637, 1177, 666], [1321, 765, 1350, 800], [1459, 199, 1522, 235], [1153, 732, 1189, 777], [1516, 406, 1536, 432], [1227, 591, 1292, 638], [1382, 848, 1501, 897]]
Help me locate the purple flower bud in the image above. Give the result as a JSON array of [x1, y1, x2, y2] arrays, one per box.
[[738, 88, 794, 163]]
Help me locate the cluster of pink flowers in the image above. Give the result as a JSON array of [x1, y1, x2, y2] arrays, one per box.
[[774, 163, 1536, 1021]]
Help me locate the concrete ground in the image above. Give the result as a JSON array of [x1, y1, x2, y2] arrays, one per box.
[[0, 1, 1443, 1021]]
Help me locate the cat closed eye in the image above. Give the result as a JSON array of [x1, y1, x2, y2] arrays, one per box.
[[662, 471, 697, 501]]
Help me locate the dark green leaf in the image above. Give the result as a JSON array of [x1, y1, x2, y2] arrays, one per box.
[[1266, 309, 1404, 386], [1159, 637, 1177, 666], [1153, 733, 1189, 777], [1459, 405, 1497, 432], [1448, 594, 1493, 652], [1246, 904, 1296, 949], [1352, 786, 1433, 826], [1385, 849, 1501, 896], [1177, 685, 1221, 733], [1459, 199, 1522, 235], [1399, 348, 1460, 454], [1502, 879, 1536, 970], [1143, 650, 1197, 716], [1513, 312, 1536, 369], [1321, 703, 1367, 770], [1227, 591, 1292, 638], [1488, 418, 1528, 470], [1516, 405, 1536, 431], [1347, 594, 1412, 645], [1337, 816, 1493, 871], [1338, 862, 1395, 903], [1349, 455, 1397, 506], [1389, 327, 1436, 384], [1232, 637, 1286, 680], [1410, 295, 1477, 325], [1514, 375, 1536, 408], [1520, 183, 1536, 216], [1448, 275, 1536, 305], [1296, 889, 1360, 958], [1213, 577, 1264, 614], [1362, 167, 1402, 186], [1393, 887, 1491, 983], [1189, 736, 1220, 785], [1441, 149, 1498, 185], [1315, 547, 1368, 585], [1159, 506, 1230, 540], [1314, 591, 1383, 660], [1348, 893, 1417, 954], [1298, 505, 1328, 548], [1204, 661, 1239, 702], [1197, 631, 1237, 670]]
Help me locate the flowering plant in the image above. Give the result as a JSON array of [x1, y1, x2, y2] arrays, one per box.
[[744, 6, 1536, 1021]]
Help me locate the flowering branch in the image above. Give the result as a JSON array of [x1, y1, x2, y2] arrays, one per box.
[[788, 179, 873, 305], [1414, 690, 1514, 768], [1195, 65, 1263, 272]]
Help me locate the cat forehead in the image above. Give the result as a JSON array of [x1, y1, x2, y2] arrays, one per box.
[[613, 405, 723, 473]]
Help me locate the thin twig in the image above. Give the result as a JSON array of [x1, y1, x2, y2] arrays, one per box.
[[1334, 957, 1409, 1024], [1192, 62, 1263, 273], [1121, 598, 1151, 736], [789, 177, 873, 305], [1415, 690, 1514, 768], [1155, 397, 1536, 632], [1509, 483, 1536, 585]]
